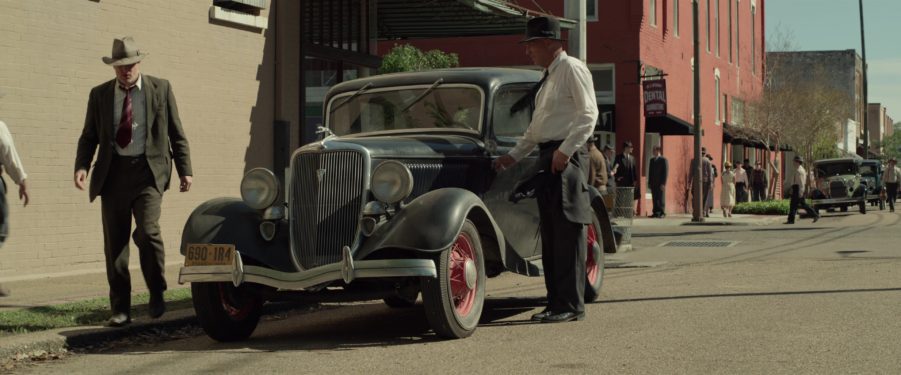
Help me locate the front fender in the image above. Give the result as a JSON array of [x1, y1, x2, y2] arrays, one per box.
[[356, 188, 505, 260], [180, 197, 295, 272], [587, 186, 618, 254]]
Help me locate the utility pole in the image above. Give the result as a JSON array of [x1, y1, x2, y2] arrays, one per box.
[[692, 0, 703, 222], [859, 0, 869, 158]]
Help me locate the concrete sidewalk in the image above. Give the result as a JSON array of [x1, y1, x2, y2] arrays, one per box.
[[632, 212, 784, 227]]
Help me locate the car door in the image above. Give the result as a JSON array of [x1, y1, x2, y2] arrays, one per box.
[[482, 83, 543, 260]]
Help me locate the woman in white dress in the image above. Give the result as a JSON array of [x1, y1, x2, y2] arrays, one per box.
[[721, 161, 736, 217]]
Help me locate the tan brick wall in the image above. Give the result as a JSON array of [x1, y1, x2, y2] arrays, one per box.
[[0, 0, 280, 279]]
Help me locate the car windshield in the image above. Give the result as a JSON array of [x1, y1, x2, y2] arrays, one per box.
[[492, 85, 533, 145], [815, 162, 858, 177], [860, 164, 877, 177], [327, 86, 483, 136]]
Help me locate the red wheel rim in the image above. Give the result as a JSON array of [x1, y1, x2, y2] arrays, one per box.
[[449, 232, 477, 317], [218, 284, 254, 320], [586, 225, 599, 285]]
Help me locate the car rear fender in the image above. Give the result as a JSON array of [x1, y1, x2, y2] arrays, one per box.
[[180, 197, 295, 272]]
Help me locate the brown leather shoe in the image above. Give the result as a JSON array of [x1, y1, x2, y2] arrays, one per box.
[[107, 313, 131, 327]]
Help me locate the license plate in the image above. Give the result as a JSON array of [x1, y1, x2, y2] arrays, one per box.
[[184, 244, 235, 266]]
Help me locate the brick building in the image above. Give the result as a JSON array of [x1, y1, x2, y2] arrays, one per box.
[[867, 103, 894, 156], [0, 0, 542, 279], [387, 0, 769, 214]]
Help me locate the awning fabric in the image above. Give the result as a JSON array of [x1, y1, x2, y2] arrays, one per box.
[[645, 114, 694, 136], [377, 0, 575, 39]]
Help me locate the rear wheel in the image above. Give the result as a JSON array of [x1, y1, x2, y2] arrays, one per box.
[[859, 199, 867, 214], [192, 282, 263, 342], [421, 220, 485, 339], [584, 217, 605, 303]]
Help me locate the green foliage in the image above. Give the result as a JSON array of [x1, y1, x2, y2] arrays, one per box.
[[733, 199, 791, 215], [0, 288, 192, 336], [878, 130, 901, 161], [379, 44, 460, 74]]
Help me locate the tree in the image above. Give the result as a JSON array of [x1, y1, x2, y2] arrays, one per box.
[[379, 44, 460, 74]]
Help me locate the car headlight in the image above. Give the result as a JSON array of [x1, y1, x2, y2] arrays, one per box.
[[370, 161, 414, 204], [241, 168, 279, 209]]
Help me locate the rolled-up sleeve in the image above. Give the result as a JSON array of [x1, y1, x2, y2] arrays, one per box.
[[558, 63, 598, 157], [0, 121, 27, 185]]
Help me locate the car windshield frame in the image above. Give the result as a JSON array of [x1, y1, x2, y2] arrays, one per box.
[[325, 83, 485, 137], [814, 162, 859, 177]]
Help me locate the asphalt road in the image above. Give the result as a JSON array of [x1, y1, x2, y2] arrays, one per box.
[[20, 210, 901, 374]]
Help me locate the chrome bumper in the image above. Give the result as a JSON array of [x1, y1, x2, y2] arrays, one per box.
[[812, 197, 861, 206], [178, 248, 437, 291]]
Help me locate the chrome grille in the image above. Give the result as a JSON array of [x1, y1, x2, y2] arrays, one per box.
[[291, 151, 365, 269], [829, 181, 848, 198]]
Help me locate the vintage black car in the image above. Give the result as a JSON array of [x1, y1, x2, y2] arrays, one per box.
[[810, 158, 867, 214], [860, 159, 885, 210], [178, 68, 616, 341]]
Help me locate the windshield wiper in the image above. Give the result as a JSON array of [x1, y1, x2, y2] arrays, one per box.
[[400, 78, 444, 113], [329, 82, 373, 114]]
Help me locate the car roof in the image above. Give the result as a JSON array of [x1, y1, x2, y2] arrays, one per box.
[[814, 158, 861, 165], [326, 68, 543, 97]]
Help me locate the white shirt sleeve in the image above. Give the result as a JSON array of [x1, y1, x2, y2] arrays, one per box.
[[558, 62, 598, 157], [507, 123, 538, 162], [0, 121, 27, 185]]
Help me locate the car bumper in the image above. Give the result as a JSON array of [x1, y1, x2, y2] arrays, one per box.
[[178, 248, 437, 290], [812, 197, 861, 206]]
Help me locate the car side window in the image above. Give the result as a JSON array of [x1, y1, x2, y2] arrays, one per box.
[[491, 85, 533, 146]]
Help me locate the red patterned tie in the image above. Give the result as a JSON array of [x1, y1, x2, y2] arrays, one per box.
[[116, 85, 134, 148]]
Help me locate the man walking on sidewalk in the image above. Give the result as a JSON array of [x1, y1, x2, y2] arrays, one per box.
[[494, 16, 597, 323], [751, 161, 768, 201], [0, 88, 30, 297], [785, 156, 819, 224], [648, 145, 667, 218], [883, 158, 900, 212], [74, 37, 193, 326]]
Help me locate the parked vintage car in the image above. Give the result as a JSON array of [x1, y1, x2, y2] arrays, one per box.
[[810, 158, 867, 214], [860, 159, 885, 210], [178, 68, 616, 342]]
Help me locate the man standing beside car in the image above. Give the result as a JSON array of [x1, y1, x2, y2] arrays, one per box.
[[74, 37, 193, 327], [785, 156, 819, 224], [494, 16, 597, 323], [883, 158, 900, 212]]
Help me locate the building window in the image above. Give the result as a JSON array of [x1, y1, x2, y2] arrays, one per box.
[[590, 65, 616, 105], [674, 0, 680, 36], [715, 0, 720, 57], [723, 94, 728, 123], [733, 98, 744, 125], [650, 0, 657, 27], [587, 0, 598, 21], [706, 0, 711, 52], [728, 0, 733, 62], [715, 69, 721, 125], [751, 4, 757, 75]]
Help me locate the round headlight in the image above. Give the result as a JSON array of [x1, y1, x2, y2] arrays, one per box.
[[370, 161, 414, 204], [241, 168, 279, 209]]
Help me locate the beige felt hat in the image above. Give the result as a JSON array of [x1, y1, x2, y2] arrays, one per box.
[[102, 36, 148, 66]]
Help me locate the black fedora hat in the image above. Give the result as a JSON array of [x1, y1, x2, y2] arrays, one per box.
[[520, 16, 565, 43]]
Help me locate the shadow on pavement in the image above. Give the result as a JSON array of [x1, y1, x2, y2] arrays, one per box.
[[599, 287, 901, 305]]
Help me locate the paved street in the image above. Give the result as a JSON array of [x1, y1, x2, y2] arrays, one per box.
[[18, 211, 901, 374]]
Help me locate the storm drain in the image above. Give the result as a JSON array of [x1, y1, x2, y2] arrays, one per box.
[[659, 240, 739, 248]]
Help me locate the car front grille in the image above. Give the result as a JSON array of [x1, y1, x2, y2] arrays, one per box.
[[290, 150, 365, 269], [829, 181, 848, 198]]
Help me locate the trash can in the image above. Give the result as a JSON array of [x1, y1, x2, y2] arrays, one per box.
[[610, 187, 634, 252]]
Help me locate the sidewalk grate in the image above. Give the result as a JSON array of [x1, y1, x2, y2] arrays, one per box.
[[659, 240, 739, 248]]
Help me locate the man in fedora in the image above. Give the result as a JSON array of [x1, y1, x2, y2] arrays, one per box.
[[614, 141, 639, 212], [785, 155, 818, 224], [883, 158, 900, 212], [494, 16, 597, 323], [0, 88, 30, 297], [74, 36, 193, 326]]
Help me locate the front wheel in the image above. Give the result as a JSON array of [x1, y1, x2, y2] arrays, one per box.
[[421, 220, 486, 339], [859, 200, 867, 214], [192, 282, 263, 342], [584, 217, 605, 303]]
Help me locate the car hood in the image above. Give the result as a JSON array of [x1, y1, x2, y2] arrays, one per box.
[[302, 133, 485, 159]]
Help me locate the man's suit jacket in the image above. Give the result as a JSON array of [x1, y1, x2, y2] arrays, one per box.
[[613, 153, 638, 186], [648, 155, 668, 187], [75, 76, 192, 202]]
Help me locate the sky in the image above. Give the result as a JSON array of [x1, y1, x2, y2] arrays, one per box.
[[766, 0, 901, 124]]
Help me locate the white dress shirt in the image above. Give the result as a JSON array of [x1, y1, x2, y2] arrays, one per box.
[[113, 75, 147, 156], [790, 164, 807, 191], [884, 165, 901, 184], [509, 51, 598, 160], [0, 120, 27, 185], [734, 167, 748, 184]]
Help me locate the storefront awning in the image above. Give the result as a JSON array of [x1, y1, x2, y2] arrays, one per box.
[[645, 114, 694, 136], [377, 0, 575, 39]]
